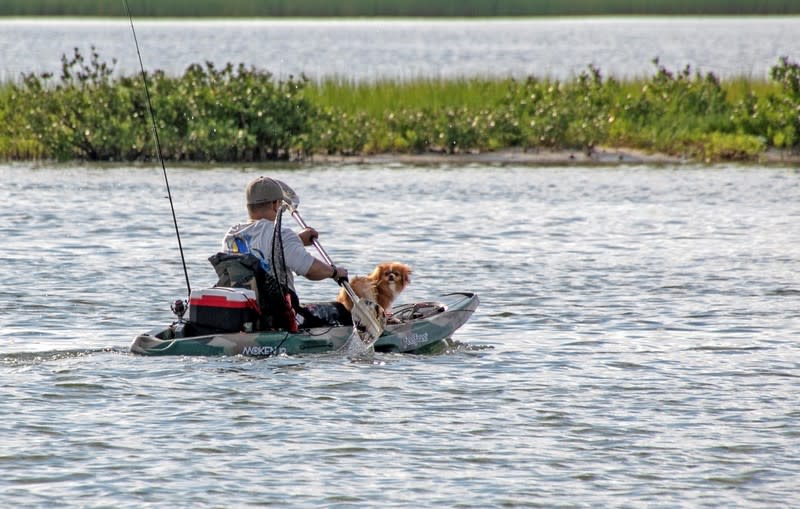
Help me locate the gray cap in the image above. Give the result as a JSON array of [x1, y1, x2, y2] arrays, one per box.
[[246, 176, 283, 205]]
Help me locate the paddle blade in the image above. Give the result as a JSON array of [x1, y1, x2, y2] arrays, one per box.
[[350, 298, 386, 345], [275, 179, 299, 211]]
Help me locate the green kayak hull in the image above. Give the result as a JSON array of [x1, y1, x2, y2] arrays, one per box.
[[130, 292, 478, 357]]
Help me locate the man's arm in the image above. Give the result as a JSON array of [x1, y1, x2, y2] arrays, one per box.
[[305, 258, 347, 281], [281, 228, 348, 281]]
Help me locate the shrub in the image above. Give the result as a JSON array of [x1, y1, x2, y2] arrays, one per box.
[[1, 48, 316, 161], [3, 52, 800, 162]]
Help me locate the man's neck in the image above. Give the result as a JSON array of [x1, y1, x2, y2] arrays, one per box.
[[250, 211, 276, 222], [249, 202, 278, 222]]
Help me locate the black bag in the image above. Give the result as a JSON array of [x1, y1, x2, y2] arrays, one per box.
[[208, 252, 298, 331]]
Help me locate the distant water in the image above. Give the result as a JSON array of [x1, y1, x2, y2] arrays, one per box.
[[2, 17, 800, 82], [1, 163, 799, 507]]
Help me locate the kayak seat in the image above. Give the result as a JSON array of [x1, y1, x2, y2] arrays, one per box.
[[208, 252, 298, 332]]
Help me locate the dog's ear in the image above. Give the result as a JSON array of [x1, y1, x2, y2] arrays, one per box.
[[369, 264, 386, 280], [400, 265, 412, 283]]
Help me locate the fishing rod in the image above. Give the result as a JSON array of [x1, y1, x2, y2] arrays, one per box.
[[122, 0, 191, 297]]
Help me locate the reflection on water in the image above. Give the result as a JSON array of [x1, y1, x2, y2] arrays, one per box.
[[1, 163, 799, 507]]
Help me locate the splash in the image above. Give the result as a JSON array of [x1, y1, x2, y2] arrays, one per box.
[[337, 329, 375, 359]]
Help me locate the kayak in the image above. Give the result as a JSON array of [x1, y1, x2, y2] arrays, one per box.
[[130, 292, 479, 357]]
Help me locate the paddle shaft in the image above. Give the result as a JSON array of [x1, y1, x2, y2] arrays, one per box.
[[285, 207, 384, 341], [277, 188, 383, 339], [287, 210, 362, 305]]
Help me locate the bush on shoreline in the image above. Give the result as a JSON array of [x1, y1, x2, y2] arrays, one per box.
[[1, 48, 798, 163]]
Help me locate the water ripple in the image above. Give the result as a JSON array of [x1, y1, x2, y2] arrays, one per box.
[[1, 164, 799, 507]]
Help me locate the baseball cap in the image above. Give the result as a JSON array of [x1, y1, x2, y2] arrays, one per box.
[[246, 176, 283, 205]]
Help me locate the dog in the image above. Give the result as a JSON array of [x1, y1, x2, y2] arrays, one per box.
[[337, 262, 412, 316]]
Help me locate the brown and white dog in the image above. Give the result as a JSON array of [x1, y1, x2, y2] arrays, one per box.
[[337, 262, 412, 315]]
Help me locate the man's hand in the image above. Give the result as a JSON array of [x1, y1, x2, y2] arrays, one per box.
[[298, 227, 319, 246]]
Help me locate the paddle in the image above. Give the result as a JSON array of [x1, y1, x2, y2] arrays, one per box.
[[275, 180, 385, 344]]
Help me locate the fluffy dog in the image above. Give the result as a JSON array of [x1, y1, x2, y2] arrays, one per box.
[[337, 262, 412, 315]]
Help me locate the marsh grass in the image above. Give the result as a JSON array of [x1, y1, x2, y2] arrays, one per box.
[[310, 77, 511, 115], [1, 49, 798, 162]]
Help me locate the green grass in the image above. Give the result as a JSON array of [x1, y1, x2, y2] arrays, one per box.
[[2, 0, 800, 17], [1, 49, 799, 163], [308, 78, 512, 115]]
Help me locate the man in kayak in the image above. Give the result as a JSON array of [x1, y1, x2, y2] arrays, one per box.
[[221, 176, 348, 294]]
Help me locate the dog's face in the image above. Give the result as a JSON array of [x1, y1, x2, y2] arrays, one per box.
[[369, 262, 412, 293]]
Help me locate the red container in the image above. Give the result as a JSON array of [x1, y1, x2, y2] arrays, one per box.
[[189, 287, 259, 332]]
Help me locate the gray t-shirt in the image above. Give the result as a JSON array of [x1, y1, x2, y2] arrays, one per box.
[[221, 219, 315, 292]]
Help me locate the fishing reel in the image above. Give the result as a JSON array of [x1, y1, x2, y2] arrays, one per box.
[[171, 299, 188, 321]]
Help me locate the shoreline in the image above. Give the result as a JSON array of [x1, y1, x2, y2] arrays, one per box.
[[4, 148, 799, 168], [6, 147, 800, 168], [306, 147, 800, 166]]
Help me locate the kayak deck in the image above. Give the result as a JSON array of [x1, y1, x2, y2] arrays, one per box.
[[131, 292, 478, 357]]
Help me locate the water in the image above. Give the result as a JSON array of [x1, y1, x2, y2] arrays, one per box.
[[1, 163, 799, 507], [2, 17, 799, 82]]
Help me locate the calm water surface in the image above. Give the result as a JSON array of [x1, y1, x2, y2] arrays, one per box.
[[1, 163, 799, 507], [2, 18, 799, 82]]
